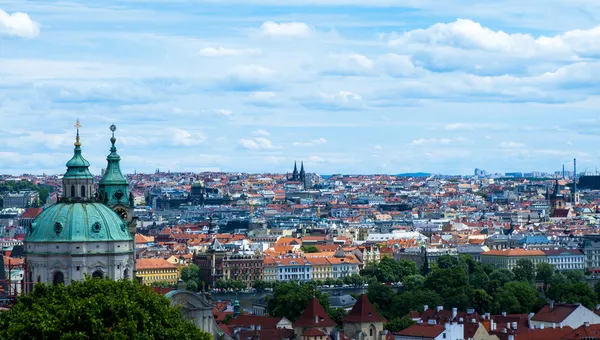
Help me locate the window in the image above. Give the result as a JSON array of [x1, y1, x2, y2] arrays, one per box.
[[92, 270, 103, 279], [71, 185, 75, 197], [81, 185, 86, 198]]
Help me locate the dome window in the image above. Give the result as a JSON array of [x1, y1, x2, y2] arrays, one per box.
[[92, 222, 102, 233], [53, 271, 64, 285], [54, 222, 63, 234], [92, 270, 103, 279]]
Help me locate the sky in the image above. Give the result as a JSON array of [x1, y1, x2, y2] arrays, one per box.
[[2, 1, 600, 176]]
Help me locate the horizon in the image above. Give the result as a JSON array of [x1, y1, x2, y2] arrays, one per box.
[[2, 1, 600, 175]]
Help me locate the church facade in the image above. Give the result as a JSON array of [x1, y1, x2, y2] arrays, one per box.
[[24, 122, 135, 286]]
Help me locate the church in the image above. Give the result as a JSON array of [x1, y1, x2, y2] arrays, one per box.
[[24, 122, 136, 285]]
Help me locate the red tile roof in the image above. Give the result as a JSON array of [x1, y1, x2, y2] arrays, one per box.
[[343, 294, 386, 324], [562, 323, 600, 339], [21, 208, 43, 219], [532, 304, 579, 323], [395, 324, 445, 338], [293, 297, 336, 329]]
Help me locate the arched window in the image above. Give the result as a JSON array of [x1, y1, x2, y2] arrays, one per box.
[[369, 324, 376, 338], [92, 270, 103, 279], [123, 268, 129, 279], [53, 271, 64, 285], [81, 185, 86, 198], [70, 185, 75, 197]]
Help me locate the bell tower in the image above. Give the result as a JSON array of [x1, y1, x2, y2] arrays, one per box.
[[62, 119, 94, 201], [97, 125, 136, 233]]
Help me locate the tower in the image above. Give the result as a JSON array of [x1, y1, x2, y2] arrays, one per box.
[[300, 161, 306, 184], [61, 120, 94, 202], [97, 125, 135, 232], [291, 161, 299, 181], [550, 179, 565, 210], [574, 158, 578, 204]]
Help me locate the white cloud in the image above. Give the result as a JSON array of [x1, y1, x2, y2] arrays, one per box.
[[249, 91, 276, 100], [252, 129, 270, 137], [170, 128, 206, 147], [0, 10, 40, 38], [199, 47, 261, 57], [239, 137, 277, 150], [320, 91, 362, 102], [307, 155, 325, 163], [410, 137, 465, 146], [215, 109, 233, 116], [264, 156, 285, 164], [498, 141, 526, 148], [293, 138, 327, 147], [260, 21, 313, 37]]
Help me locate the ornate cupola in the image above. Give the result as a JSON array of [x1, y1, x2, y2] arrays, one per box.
[[62, 120, 94, 201]]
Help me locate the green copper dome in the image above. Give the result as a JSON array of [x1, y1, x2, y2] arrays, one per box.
[[25, 203, 133, 243], [98, 125, 132, 207]]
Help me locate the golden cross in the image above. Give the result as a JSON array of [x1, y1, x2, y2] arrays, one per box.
[[74, 119, 82, 130]]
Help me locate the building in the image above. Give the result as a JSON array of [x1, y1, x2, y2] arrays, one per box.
[[393, 322, 464, 340], [194, 238, 228, 287], [292, 297, 336, 338], [479, 249, 546, 270], [342, 294, 386, 339], [530, 303, 600, 330], [222, 253, 264, 288], [24, 123, 134, 286], [277, 256, 313, 282], [136, 258, 179, 285], [2, 191, 38, 209], [582, 234, 600, 270], [542, 249, 585, 271]]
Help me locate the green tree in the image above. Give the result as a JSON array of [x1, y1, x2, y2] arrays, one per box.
[[489, 269, 515, 285], [366, 282, 395, 317], [469, 268, 490, 290], [512, 259, 535, 283], [180, 264, 203, 291], [403, 275, 425, 291], [535, 262, 554, 286], [328, 308, 347, 326], [360, 257, 417, 283], [385, 316, 416, 332], [0, 278, 211, 340], [391, 289, 444, 319], [301, 245, 320, 253], [266, 282, 330, 321], [564, 270, 585, 283], [503, 281, 538, 313]]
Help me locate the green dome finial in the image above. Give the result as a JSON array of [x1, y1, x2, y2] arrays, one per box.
[[110, 124, 117, 151], [64, 120, 93, 180], [74, 119, 82, 147]]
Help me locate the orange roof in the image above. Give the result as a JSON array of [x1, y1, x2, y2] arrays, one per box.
[[137, 258, 178, 270], [483, 249, 545, 256]]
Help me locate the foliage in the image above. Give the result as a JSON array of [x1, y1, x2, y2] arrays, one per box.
[[403, 275, 425, 291], [0, 180, 51, 206], [512, 259, 535, 283], [360, 257, 417, 283], [0, 278, 211, 340], [215, 279, 246, 290], [180, 264, 204, 292], [535, 262, 555, 285], [265, 282, 331, 322], [301, 245, 320, 253], [152, 280, 177, 288], [385, 316, 415, 332], [329, 308, 347, 326], [252, 280, 276, 292]]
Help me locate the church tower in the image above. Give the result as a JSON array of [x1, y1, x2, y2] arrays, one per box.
[[291, 161, 299, 181], [97, 125, 135, 232], [62, 120, 94, 201]]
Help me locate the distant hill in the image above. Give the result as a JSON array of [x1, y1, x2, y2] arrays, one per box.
[[396, 172, 431, 178]]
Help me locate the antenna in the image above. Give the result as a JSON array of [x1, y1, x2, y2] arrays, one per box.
[[562, 164, 565, 179]]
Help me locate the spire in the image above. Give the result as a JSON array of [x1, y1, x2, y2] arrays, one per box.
[[98, 124, 130, 206], [74, 119, 82, 147]]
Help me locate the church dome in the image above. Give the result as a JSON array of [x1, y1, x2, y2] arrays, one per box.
[[25, 203, 133, 243]]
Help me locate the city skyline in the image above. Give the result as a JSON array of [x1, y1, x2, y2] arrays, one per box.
[[3, 1, 600, 175]]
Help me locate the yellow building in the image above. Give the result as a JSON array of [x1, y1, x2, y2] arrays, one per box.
[[136, 258, 179, 285], [307, 257, 333, 280], [479, 249, 546, 270]]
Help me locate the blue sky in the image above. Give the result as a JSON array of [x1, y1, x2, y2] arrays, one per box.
[[2, 0, 600, 175]]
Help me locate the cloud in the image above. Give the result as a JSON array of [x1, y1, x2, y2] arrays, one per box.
[[293, 138, 327, 147], [410, 137, 465, 146], [252, 129, 270, 137], [0, 10, 40, 38], [307, 155, 325, 163], [304, 91, 363, 110], [498, 141, 526, 148], [169, 128, 206, 147], [260, 21, 313, 37], [249, 91, 276, 100], [239, 137, 277, 150], [215, 109, 233, 116], [324, 53, 374, 76], [199, 47, 261, 57], [218, 64, 275, 91]]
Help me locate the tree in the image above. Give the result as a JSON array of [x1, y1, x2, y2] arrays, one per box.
[[489, 269, 515, 285], [535, 262, 554, 286], [366, 282, 395, 317], [564, 270, 585, 283], [403, 275, 425, 291], [266, 282, 330, 321], [0, 278, 211, 340], [469, 268, 490, 290], [392, 289, 444, 319], [512, 259, 535, 283], [360, 257, 417, 283], [385, 316, 415, 332], [329, 308, 347, 326], [301, 245, 320, 253], [181, 264, 203, 291]]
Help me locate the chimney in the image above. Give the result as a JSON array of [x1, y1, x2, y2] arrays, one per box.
[[315, 315, 319, 324], [257, 325, 261, 330], [424, 305, 429, 312], [437, 306, 443, 312], [512, 322, 517, 330], [540, 324, 545, 330], [471, 319, 476, 324], [507, 323, 511, 330], [502, 312, 507, 317], [585, 322, 590, 327], [491, 320, 496, 331], [485, 313, 491, 320], [452, 307, 457, 320], [552, 323, 556, 329], [550, 300, 554, 311], [528, 312, 535, 320], [508, 336, 515, 340], [559, 322, 563, 329], [428, 319, 436, 325]]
